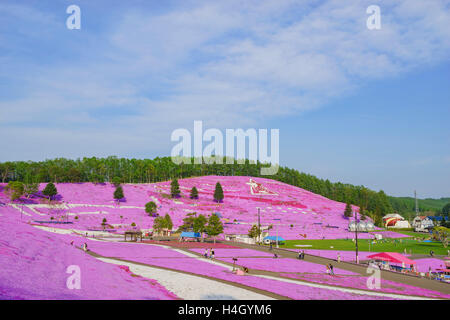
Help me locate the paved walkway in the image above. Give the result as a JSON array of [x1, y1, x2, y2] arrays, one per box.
[[86, 249, 289, 300]]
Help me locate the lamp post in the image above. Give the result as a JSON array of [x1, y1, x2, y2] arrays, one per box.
[[276, 223, 280, 248], [257, 207, 261, 245]]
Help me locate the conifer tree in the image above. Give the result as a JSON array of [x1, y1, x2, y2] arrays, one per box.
[[206, 214, 224, 244], [171, 178, 180, 198], [43, 182, 58, 200], [190, 186, 199, 199], [344, 203, 353, 218], [213, 182, 224, 203], [114, 186, 124, 203]]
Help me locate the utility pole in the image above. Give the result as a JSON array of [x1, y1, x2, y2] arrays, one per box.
[[276, 222, 279, 249], [257, 207, 261, 245], [354, 210, 359, 264], [415, 190, 419, 217]]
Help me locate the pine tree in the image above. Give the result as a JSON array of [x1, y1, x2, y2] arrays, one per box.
[[170, 178, 180, 198], [42, 182, 58, 200], [213, 182, 224, 203], [360, 207, 367, 220], [114, 186, 124, 202], [190, 186, 199, 199], [344, 203, 353, 218], [206, 214, 223, 243]]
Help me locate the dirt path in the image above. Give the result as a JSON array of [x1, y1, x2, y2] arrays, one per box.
[[85, 249, 290, 300]]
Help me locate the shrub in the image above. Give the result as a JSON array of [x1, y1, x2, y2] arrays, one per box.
[[145, 201, 157, 215]]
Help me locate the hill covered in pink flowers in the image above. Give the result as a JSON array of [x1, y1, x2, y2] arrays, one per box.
[[1, 175, 404, 240]]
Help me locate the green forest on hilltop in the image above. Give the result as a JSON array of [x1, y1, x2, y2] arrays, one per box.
[[0, 156, 448, 225]]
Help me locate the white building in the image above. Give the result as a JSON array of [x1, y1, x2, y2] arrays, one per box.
[[225, 231, 269, 245], [412, 216, 434, 232]]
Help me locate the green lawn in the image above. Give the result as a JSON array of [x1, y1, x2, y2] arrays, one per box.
[[391, 230, 432, 239], [282, 237, 448, 255]]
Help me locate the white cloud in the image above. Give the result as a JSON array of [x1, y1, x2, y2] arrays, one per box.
[[1, 0, 450, 160]]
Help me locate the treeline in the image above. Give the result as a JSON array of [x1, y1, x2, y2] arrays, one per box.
[[388, 196, 450, 216], [0, 156, 398, 221]]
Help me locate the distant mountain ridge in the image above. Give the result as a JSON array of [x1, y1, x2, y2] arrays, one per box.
[[388, 196, 450, 215]]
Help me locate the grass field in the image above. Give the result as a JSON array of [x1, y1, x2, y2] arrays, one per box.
[[283, 237, 448, 255]]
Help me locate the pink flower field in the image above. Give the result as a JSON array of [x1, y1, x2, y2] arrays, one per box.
[[189, 248, 274, 257], [1, 176, 447, 300], [0, 176, 408, 240], [0, 206, 178, 300], [85, 240, 394, 300], [280, 273, 450, 299]]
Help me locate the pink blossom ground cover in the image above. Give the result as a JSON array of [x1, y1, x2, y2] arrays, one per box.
[[280, 273, 450, 299], [1, 176, 408, 240], [0, 206, 178, 300], [414, 258, 448, 273], [189, 248, 274, 257]]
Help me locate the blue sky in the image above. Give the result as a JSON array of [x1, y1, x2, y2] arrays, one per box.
[[0, 0, 449, 198]]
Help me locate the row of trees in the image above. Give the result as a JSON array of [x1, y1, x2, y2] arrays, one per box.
[[4, 181, 58, 201], [177, 212, 224, 243], [0, 156, 397, 221]]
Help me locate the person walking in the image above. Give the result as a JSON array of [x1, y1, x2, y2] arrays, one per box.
[[204, 248, 208, 258], [326, 264, 330, 275], [298, 251, 301, 259], [337, 253, 341, 263], [329, 264, 334, 275], [211, 248, 215, 259]]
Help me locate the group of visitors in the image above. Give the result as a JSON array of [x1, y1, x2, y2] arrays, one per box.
[[298, 251, 305, 259], [203, 248, 215, 259]]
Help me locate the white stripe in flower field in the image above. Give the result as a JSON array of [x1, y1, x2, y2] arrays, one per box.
[[95, 257, 274, 300]]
